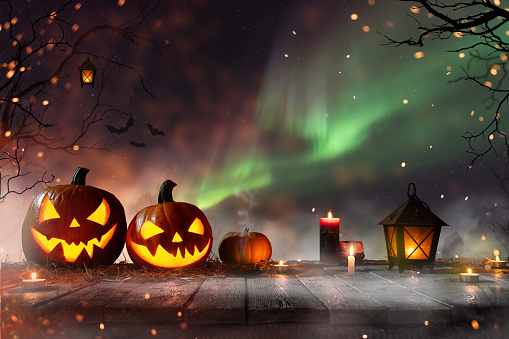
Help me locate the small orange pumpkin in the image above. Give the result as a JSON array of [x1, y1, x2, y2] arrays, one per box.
[[218, 228, 272, 264]]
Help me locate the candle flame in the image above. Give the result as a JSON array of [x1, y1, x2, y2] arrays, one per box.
[[350, 246, 354, 256], [406, 246, 414, 257], [328, 211, 332, 219], [31, 272, 36, 280], [279, 260, 284, 265], [468, 268, 472, 275], [494, 249, 500, 257], [496, 255, 500, 262]]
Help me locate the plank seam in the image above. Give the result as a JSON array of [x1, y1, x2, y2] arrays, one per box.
[[332, 275, 385, 309], [369, 272, 454, 308], [31, 282, 100, 309]]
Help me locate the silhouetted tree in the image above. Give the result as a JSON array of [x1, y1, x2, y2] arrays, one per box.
[[384, 0, 509, 168], [0, 0, 166, 202]]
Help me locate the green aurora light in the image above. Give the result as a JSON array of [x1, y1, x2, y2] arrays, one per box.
[[191, 6, 492, 210]]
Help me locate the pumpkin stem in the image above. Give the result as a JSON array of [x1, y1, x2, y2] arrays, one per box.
[[158, 180, 177, 203], [244, 228, 249, 233], [71, 167, 90, 185]]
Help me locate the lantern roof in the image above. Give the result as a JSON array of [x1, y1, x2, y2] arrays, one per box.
[[378, 183, 448, 227], [79, 57, 97, 71]]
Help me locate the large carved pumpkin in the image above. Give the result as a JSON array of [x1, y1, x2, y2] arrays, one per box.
[[218, 228, 272, 264], [22, 167, 127, 266], [126, 180, 213, 269]]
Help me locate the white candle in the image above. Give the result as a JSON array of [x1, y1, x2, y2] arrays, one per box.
[[459, 268, 479, 283], [22, 272, 46, 290], [348, 246, 355, 276]]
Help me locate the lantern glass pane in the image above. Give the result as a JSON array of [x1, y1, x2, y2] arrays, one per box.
[[81, 70, 93, 83], [386, 226, 397, 257], [403, 227, 434, 260]]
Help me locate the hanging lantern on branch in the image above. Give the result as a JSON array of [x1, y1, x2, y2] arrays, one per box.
[[79, 57, 97, 87]]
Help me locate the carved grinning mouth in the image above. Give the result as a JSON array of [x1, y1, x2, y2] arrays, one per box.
[[130, 240, 211, 268], [31, 224, 117, 263]]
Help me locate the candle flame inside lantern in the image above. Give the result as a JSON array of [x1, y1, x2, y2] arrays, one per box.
[[31, 272, 36, 280], [328, 211, 332, 219], [407, 246, 414, 257], [350, 246, 354, 256], [468, 268, 472, 275]]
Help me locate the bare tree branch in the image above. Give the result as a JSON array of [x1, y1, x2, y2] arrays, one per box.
[[384, 0, 509, 168], [0, 139, 54, 202], [0, 0, 169, 201]]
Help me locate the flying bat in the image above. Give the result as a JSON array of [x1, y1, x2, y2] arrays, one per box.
[[106, 116, 134, 134], [146, 124, 165, 137], [129, 141, 146, 147]]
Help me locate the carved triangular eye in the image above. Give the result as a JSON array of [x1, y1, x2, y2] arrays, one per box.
[[38, 194, 61, 223], [87, 198, 110, 226], [140, 220, 164, 240], [188, 218, 204, 235]]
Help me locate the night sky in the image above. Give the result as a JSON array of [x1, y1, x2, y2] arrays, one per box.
[[1, 0, 507, 263]]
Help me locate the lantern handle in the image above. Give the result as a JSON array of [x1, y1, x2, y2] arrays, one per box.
[[407, 182, 431, 210], [407, 182, 416, 197]]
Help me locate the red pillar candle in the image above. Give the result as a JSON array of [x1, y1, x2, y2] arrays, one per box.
[[320, 212, 340, 262]]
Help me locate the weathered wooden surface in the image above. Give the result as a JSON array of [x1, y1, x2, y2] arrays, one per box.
[[3, 262, 509, 337], [325, 266, 452, 324], [185, 277, 245, 324], [247, 276, 328, 324]]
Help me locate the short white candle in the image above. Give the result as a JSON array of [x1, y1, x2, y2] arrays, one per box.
[[348, 246, 355, 276], [22, 272, 46, 290], [459, 268, 479, 283], [492, 251, 506, 268]]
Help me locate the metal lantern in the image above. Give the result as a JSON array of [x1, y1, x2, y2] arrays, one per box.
[[378, 183, 447, 273], [78, 57, 97, 87]]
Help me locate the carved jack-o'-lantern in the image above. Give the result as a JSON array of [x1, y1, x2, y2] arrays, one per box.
[[21, 167, 127, 266], [126, 180, 213, 269]]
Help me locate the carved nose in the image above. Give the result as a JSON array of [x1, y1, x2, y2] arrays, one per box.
[[69, 218, 81, 228], [172, 232, 183, 242]]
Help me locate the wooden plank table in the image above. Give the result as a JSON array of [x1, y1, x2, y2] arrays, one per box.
[[2, 261, 509, 338]]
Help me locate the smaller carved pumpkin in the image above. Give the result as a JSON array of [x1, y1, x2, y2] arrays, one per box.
[[126, 180, 213, 269], [218, 228, 272, 264]]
